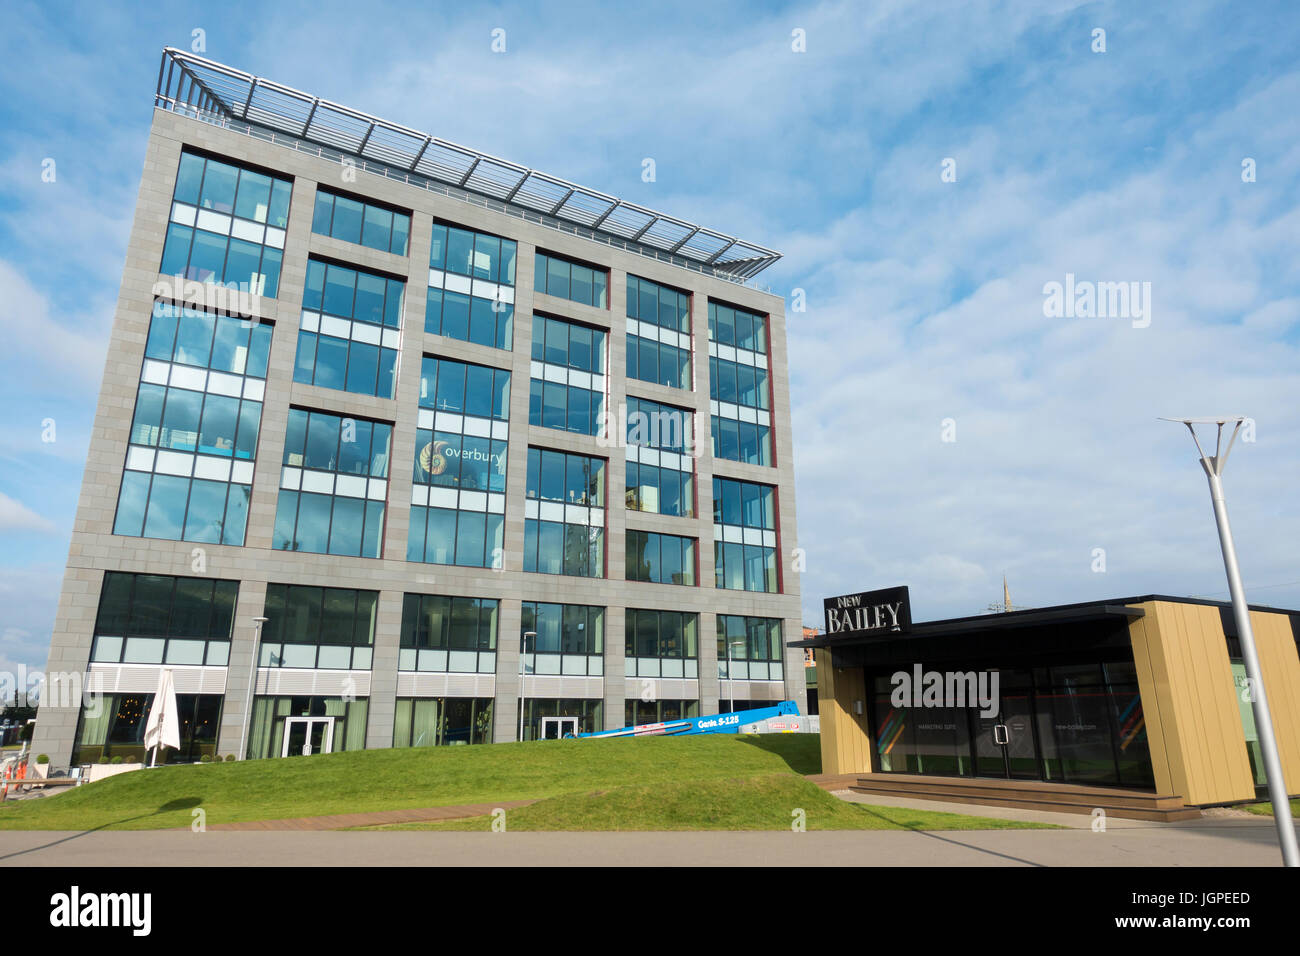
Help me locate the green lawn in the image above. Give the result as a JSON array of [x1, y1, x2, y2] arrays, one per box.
[[1242, 798, 1300, 817], [363, 774, 1053, 832], [0, 734, 1050, 832]]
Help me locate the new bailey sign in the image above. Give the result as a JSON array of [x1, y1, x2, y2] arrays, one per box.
[[824, 586, 912, 636]]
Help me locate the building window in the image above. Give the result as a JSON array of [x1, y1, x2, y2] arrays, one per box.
[[274, 408, 391, 558], [717, 615, 785, 683], [89, 572, 237, 667], [246, 696, 369, 759], [624, 609, 699, 679], [114, 302, 269, 546], [713, 477, 779, 592], [520, 699, 603, 742], [427, 222, 516, 349], [708, 300, 772, 466], [311, 189, 410, 255], [295, 259, 403, 399], [626, 274, 691, 389], [711, 415, 772, 467], [624, 699, 699, 727], [521, 602, 605, 677], [393, 698, 494, 747], [160, 150, 290, 297], [625, 530, 697, 586], [409, 356, 511, 568], [625, 396, 695, 517], [399, 594, 498, 674], [628, 275, 690, 332], [260, 584, 378, 670], [523, 448, 606, 577], [528, 315, 606, 437], [535, 251, 608, 308], [73, 694, 223, 765], [431, 222, 517, 284]]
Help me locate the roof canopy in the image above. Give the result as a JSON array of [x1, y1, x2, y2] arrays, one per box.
[[155, 48, 782, 280]]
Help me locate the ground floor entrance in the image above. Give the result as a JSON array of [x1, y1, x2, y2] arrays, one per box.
[[540, 716, 579, 739], [281, 716, 334, 757], [871, 662, 1155, 788]]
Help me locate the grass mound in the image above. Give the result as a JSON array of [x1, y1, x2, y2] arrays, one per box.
[[368, 773, 1055, 832], [0, 734, 818, 831]]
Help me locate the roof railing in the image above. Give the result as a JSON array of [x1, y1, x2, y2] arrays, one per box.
[[153, 49, 781, 293]]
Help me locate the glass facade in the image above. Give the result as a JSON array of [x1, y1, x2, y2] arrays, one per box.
[[713, 477, 779, 592], [523, 448, 606, 577], [73, 693, 222, 765], [430, 222, 517, 284], [519, 698, 603, 742], [520, 602, 604, 677], [260, 584, 378, 670], [89, 572, 237, 667], [160, 150, 290, 296], [709, 300, 772, 466], [625, 396, 695, 517], [311, 189, 410, 255], [626, 275, 692, 390], [624, 609, 699, 679], [399, 594, 498, 674], [393, 697, 494, 747], [625, 699, 699, 727], [535, 251, 608, 308], [246, 696, 369, 759], [408, 356, 511, 568], [427, 222, 517, 349], [716, 615, 785, 682], [869, 661, 1155, 788], [625, 530, 697, 586], [274, 409, 391, 558], [528, 314, 607, 436], [115, 302, 269, 546], [295, 260, 404, 399]]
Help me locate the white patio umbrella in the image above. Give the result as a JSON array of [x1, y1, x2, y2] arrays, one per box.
[[143, 669, 181, 767]]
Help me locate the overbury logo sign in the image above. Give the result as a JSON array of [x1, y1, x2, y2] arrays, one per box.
[[823, 586, 911, 636]]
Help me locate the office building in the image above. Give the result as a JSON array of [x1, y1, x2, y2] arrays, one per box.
[[32, 48, 802, 766]]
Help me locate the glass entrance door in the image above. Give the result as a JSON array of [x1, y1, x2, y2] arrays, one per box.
[[281, 716, 334, 756], [973, 692, 1038, 779], [540, 716, 579, 739]]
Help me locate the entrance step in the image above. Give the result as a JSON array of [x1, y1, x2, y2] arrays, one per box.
[[850, 774, 1201, 822]]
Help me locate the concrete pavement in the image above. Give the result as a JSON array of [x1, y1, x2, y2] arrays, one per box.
[[0, 819, 1292, 866]]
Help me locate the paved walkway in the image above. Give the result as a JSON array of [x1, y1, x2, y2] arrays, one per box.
[[203, 800, 535, 831], [0, 822, 1291, 866]]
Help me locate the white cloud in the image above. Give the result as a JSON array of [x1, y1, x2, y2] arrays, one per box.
[[0, 491, 56, 533]]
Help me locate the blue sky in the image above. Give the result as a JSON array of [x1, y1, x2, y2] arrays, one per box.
[[2, 0, 1299, 676]]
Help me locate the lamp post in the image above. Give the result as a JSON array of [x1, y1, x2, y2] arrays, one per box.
[[1162, 416, 1298, 867], [518, 631, 536, 742], [238, 616, 269, 761], [726, 640, 745, 713]]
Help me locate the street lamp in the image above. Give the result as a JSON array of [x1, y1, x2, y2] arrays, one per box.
[[518, 631, 536, 742], [726, 640, 745, 713], [1162, 415, 1298, 867], [238, 616, 269, 761]]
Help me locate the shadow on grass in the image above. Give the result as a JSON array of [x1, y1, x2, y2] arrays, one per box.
[[0, 797, 204, 862], [732, 734, 821, 775]]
